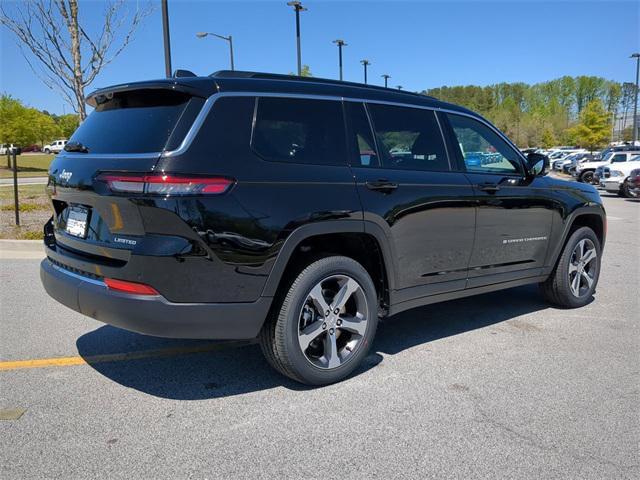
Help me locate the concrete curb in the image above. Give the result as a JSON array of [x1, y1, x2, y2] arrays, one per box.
[[0, 240, 45, 258], [0, 239, 43, 252]]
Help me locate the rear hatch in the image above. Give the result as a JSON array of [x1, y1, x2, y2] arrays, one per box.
[[46, 85, 206, 270]]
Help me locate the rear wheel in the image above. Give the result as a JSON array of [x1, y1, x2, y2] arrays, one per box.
[[259, 256, 378, 385], [540, 227, 601, 308], [579, 170, 594, 183]]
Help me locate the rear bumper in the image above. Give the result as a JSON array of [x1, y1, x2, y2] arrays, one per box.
[[40, 258, 271, 339], [602, 179, 623, 193]]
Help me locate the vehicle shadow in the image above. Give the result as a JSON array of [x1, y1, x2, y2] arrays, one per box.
[[77, 284, 551, 400]]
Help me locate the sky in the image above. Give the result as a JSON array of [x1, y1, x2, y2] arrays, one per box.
[[1, 0, 638, 115]]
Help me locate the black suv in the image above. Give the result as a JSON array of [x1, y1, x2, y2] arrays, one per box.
[[41, 71, 606, 385]]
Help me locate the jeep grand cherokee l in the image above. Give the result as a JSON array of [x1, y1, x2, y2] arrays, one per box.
[[40, 71, 606, 385]]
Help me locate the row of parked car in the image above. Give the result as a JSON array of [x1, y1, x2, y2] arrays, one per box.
[[0, 140, 68, 156], [521, 144, 640, 198]]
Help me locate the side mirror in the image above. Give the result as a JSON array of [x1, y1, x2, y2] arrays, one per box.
[[526, 152, 548, 177]]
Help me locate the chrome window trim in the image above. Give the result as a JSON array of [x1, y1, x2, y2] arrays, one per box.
[[67, 90, 525, 164], [58, 152, 161, 160]]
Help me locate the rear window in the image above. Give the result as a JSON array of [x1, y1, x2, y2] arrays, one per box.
[[68, 89, 199, 154]]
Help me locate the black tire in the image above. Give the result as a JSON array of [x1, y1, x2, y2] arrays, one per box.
[[579, 170, 594, 183], [44, 148, 50, 155], [540, 226, 601, 308], [619, 180, 633, 198], [259, 256, 378, 385]]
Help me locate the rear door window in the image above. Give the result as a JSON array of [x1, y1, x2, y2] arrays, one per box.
[[67, 89, 200, 154], [344, 102, 379, 167], [365, 103, 450, 172], [251, 97, 347, 165]]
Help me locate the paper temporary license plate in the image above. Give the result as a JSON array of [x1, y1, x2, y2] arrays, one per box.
[[65, 206, 89, 238]]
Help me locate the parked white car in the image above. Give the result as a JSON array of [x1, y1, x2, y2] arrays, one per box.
[[0, 143, 17, 155], [600, 159, 640, 197], [43, 139, 67, 154], [574, 150, 640, 183], [552, 150, 587, 171]]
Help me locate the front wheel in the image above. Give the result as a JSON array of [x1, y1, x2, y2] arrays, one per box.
[[259, 256, 378, 385], [44, 149, 51, 155], [540, 227, 601, 308], [579, 170, 594, 183]]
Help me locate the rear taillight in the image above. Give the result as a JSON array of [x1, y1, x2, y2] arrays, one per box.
[[104, 278, 159, 295], [97, 173, 234, 195]]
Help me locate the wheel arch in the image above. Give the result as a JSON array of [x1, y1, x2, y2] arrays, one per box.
[[261, 221, 395, 315], [546, 206, 606, 273]]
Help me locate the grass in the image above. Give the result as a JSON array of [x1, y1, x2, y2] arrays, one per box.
[[0, 184, 50, 239], [20, 230, 44, 240], [0, 184, 48, 201], [0, 203, 44, 212], [0, 154, 53, 178], [0, 226, 45, 240], [0, 184, 49, 212]]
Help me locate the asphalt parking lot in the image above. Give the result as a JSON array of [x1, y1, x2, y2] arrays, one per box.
[[1, 192, 638, 480]]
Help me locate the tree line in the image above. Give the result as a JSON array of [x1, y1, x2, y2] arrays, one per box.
[[423, 76, 637, 149], [0, 95, 79, 148]]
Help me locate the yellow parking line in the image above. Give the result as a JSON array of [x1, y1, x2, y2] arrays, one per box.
[[0, 342, 244, 372]]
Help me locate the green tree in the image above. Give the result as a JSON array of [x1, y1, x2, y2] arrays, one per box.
[[566, 100, 611, 152], [35, 112, 61, 146], [56, 114, 80, 138], [541, 128, 557, 148], [289, 65, 313, 77], [0, 94, 39, 146], [575, 76, 606, 113]]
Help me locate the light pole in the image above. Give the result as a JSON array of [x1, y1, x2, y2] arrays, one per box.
[[196, 32, 235, 70], [396, 85, 403, 91], [161, 0, 172, 77], [287, 1, 307, 76], [381, 74, 390, 88], [333, 39, 347, 81], [360, 59, 370, 84], [631, 53, 640, 143]]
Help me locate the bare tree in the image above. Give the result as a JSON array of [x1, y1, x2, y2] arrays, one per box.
[[1, 0, 152, 120]]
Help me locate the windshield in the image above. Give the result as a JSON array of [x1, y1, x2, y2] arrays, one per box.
[[601, 152, 614, 162], [68, 89, 198, 154]]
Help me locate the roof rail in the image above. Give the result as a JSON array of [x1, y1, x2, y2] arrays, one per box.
[[209, 70, 432, 99]]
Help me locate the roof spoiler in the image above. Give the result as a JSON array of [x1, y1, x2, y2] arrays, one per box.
[[86, 80, 208, 107]]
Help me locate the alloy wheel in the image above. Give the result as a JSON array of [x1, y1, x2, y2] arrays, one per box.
[[568, 238, 597, 297], [297, 274, 368, 370]]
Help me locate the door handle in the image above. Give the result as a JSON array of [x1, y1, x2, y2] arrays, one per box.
[[366, 180, 398, 192], [478, 182, 500, 193]]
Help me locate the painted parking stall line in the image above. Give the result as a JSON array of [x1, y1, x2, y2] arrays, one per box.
[[0, 341, 247, 372]]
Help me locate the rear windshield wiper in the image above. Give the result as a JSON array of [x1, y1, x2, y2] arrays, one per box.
[[64, 141, 89, 153]]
